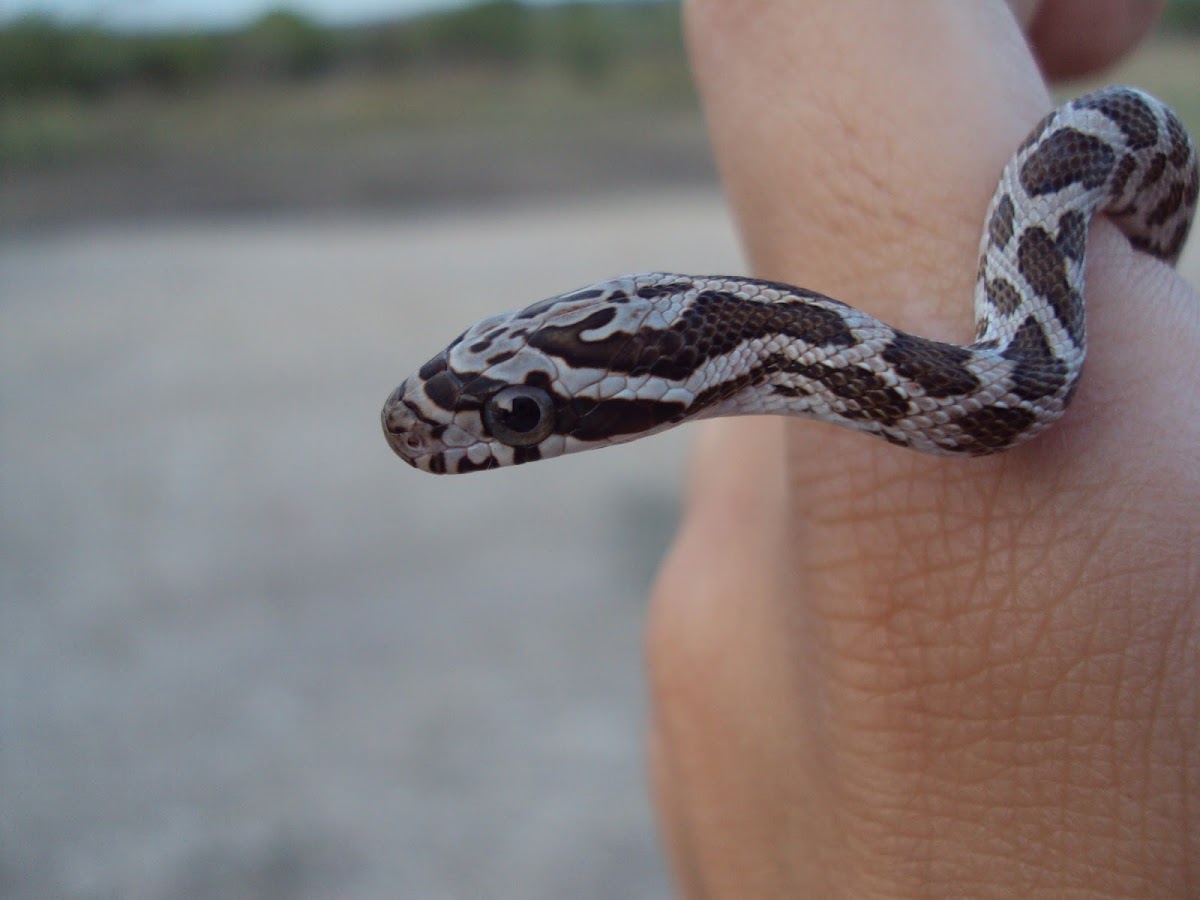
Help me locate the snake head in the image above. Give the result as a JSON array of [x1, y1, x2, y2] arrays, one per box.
[[382, 275, 708, 473], [380, 324, 556, 474]]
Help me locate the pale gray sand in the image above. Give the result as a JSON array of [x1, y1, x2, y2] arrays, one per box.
[[2, 195, 1196, 899], [0, 192, 740, 899]]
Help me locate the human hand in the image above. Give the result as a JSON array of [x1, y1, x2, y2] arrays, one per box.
[[648, 1, 1198, 895]]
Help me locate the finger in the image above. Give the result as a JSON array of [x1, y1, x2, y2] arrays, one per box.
[[1023, 0, 1166, 80]]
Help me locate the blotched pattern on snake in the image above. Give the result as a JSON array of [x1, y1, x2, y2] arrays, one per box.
[[383, 87, 1198, 474]]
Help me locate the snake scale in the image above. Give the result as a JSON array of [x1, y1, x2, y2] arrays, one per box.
[[383, 87, 1198, 474]]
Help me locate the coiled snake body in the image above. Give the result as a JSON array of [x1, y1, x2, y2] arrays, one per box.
[[383, 88, 1198, 474]]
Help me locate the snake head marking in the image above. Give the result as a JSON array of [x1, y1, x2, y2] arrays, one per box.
[[382, 274, 705, 473]]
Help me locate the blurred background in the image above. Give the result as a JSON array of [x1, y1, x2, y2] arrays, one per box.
[[1, 2, 1197, 897]]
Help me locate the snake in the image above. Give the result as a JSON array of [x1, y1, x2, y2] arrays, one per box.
[[383, 87, 1198, 474]]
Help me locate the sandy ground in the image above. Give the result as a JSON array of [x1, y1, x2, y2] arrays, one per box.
[[0, 191, 742, 899], [3, 190, 1197, 899]]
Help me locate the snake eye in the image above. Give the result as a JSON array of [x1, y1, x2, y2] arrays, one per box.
[[482, 385, 555, 447]]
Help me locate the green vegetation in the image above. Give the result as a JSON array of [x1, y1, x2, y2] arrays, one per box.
[[0, 0, 685, 101], [0, 0, 692, 171], [1161, 0, 1200, 34], [4, 0, 1198, 105]]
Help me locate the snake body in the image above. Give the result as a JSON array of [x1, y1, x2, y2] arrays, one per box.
[[383, 87, 1197, 474]]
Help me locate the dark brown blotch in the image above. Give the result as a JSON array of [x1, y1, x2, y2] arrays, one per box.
[[425, 369, 510, 412], [528, 291, 855, 382], [1001, 316, 1069, 402], [771, 382, 812, 399], [418, 353, 448, 381], [881, 332, 980, 398], [512, 446, 542, 466], [558, 397, 686, 441], [1129, 234, 1159, 256], [1055, 210, 1088, 262], [1166, 113, 1192, 168], [528, 307, 679, 378], [783, 360, 911, 424], [522, 370, 554, 389], [1139, 152, 1168, 190], [1109, 153, 1138, 199], [422, 369, 462, 411], [465, 332, 504, 355], [984, 276, 1023, 316], [454, 455, 497, 474], [486, 349, 518, 366], [1136, 219, 1192, 263], [1146, 181, 1186, 228], [988, 194, 1015, 249], [1020, 127, 1115, 197], [1017, 226, 1085, 347], [1166, 220, 1190, 261], [951, 405, 1038, 455], [1077, 88, 1159, 150], [460, 372, 515, 406]]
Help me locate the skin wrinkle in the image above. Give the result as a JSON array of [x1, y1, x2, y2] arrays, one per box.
[[811, 473, 1026, 605], [1127, 595, 1198, 806], [805, 516, 1042, 719], [777, 384, 1190, 892]]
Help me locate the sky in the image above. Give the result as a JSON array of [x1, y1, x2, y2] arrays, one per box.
[[0, 0, 526, 30]]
